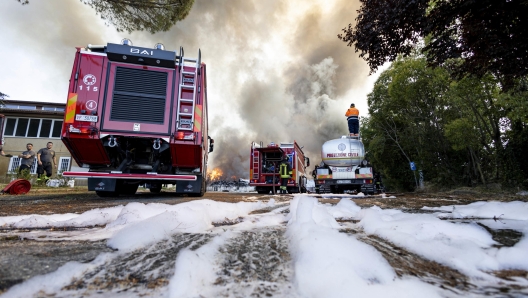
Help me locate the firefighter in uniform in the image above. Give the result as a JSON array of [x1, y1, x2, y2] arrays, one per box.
[[279, 156, 292, 194]]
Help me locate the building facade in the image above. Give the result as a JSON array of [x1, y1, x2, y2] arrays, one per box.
[[0, 99, 73, 182]]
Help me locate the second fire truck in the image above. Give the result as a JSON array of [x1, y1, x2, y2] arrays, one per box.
[[249, 141, 310, 194]]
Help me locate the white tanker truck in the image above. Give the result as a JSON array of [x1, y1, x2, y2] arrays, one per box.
[[313, 136, 376, 194]]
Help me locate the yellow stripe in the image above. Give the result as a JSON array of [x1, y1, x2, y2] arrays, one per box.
[[194, 105, 202, 132], [65, 93, 77, 123], [195, 105, 202, 118], [194, 120, 201, 131]]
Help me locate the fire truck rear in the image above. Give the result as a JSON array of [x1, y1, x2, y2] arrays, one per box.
[[249, 141, 310, 194], [61, 39, 213, 197]]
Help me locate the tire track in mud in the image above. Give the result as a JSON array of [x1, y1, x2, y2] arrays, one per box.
[[214, 227, 296, 298], [339, 225, 528, 297], [58, 233, 213, 297], [0, 239, 113, 295]]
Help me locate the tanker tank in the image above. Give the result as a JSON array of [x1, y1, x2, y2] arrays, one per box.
[[321, 137, 365, 167]]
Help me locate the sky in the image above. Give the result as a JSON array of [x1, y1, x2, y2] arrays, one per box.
[[0, 0, 386, 179], [1, 194, 528, 297]]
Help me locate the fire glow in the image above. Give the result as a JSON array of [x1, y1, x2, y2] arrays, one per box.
[[207, 168, 223, 181]]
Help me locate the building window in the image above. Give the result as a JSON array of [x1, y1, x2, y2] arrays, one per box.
[[3, 117, 63, 139], [2, 104, 37, 110], [42, 106, 65, 112], [7, 157, 38, 174]]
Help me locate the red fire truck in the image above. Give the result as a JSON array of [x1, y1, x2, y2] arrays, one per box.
[[61, 39, 213, 197], [249, 141, 310, 194]]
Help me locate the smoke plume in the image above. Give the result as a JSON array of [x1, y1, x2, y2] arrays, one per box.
[[0, 0, 372, 179]]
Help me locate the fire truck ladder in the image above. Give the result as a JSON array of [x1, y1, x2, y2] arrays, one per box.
[[252, 150, 260, 180], [176, 48, 201, 131]]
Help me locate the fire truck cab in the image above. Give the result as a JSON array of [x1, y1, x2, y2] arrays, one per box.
[[249, 141, 309, 194]]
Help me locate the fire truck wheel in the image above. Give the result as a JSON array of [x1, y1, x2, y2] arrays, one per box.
[[95, 191, 119, 198], [119, 183, 139, 195], [150, 186, 162, 193], [190, 179, 206, 197]]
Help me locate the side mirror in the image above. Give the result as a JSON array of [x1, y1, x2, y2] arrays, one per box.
[[208, 137, 214, 153], [305, 157, 310, 167]]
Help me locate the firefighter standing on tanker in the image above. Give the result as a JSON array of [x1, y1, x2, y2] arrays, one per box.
[[279, 156, 292, 194], [345, 103, 360, 137]]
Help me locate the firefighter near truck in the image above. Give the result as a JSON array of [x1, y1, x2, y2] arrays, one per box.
[[313, 136, 375, 194], [249, 141, 310, 194], [61, 39, 214, 197]]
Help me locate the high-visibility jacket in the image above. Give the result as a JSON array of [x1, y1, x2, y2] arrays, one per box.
[[345, 107, 359, 119], [279, 162, 291, 178]]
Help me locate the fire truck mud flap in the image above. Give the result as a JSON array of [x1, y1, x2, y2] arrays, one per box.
[[175, 176, 204, 195], [89, 178, 117, 192]]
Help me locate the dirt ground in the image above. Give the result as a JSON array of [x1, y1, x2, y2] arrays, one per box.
[[1, 187, 528, 296], [1, 186, 526, 217]]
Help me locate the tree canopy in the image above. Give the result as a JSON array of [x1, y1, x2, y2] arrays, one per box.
[[0, 92, 8, 106], [18, 0, 195, 33], [338, 0, 528, 88], [362, 55, 528, 191]]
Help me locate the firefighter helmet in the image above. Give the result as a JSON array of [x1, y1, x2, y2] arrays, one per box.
[[350, 103, 355, 107]]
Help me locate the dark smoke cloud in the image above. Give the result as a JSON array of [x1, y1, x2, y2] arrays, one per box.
[[1, 0, 369, 179]]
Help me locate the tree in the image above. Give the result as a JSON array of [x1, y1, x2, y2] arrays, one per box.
[[444, 74, 505, 185], [362, 53, 528, 190], [338, 0, 528, 89], [18, 0, 195, 34], [0, 92, 8, 105]]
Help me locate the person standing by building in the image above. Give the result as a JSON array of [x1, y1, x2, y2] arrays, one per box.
[[18, 143, 35, 174], [37, 142, 57, 179], [279, 156, 292, 194], [0, 140, 13, 157], [345, 103, 360, 137]]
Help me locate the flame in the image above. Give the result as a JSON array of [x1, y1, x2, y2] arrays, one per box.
[[207, 167, 223, 181]]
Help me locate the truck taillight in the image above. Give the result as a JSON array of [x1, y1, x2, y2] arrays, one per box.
[[365, 179, 372, 184], [69, 125, 91, 134], [175, 132, 195, 140]]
